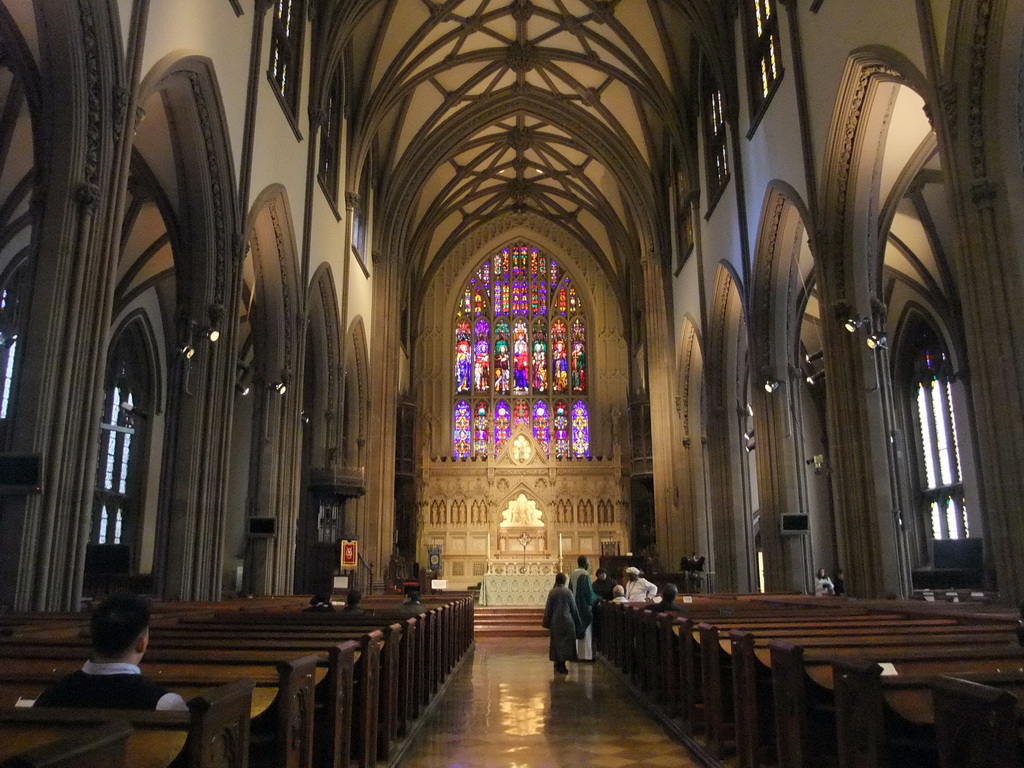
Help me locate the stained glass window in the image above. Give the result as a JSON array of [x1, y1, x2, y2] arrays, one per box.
[[553, 401, 569, 459], [453, 401, 471, 458], [904, 326, 967, 541], [747, 0, 782, 113], [572, 401, 589, 457], [494, 400, 511, 452], [93, 320, 154, 555], [269, 0, 306, 119], [453, 243, 589, 457], [474, 400, 489, 458], [533, 400, 550, 452]]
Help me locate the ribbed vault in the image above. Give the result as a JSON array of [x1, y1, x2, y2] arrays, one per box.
[[334, 0, 714, 286]]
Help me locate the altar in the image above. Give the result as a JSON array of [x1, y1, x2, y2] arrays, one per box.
[[479, 561, 559, 606]]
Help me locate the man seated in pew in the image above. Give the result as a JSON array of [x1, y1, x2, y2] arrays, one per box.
[[304, 591, 335, 612], [610, 585, 628, 603], [34, 593, 188, 711], [395, 590, 424, 616], [623, 566, 657, 602], [648, 583, 683, 613], [342, 589, 366, 614]]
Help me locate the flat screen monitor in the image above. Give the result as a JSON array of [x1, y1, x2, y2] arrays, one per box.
[[0, 453, 42, 495]]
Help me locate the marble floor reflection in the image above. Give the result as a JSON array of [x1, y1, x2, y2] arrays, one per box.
[[397, 636, 700, 768]]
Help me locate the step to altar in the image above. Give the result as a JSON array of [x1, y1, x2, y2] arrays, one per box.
[[473, 606, 548, 637]]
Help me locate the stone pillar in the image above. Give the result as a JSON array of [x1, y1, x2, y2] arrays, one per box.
[[639, 252, 689, 571], [363, 250, 401, 590]]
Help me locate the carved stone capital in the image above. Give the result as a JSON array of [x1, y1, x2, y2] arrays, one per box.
[[345, 191, 359, 211]]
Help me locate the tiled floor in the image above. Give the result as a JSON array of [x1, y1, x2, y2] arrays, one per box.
[[397, 636, 701, 768]]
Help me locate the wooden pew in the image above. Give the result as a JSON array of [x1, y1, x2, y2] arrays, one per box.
[[0, 658, 313, 768], [0, 678, 253, 768], [832, 658, 1024, 768], [770, 641, 1024, 768], [0, 719, 132, 768], [932, 675, 1024, 768]]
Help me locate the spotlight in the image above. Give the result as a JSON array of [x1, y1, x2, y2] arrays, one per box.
[[204, 327, 220, 343], [804, 350, 823, 364], [844, 316, 868, 333], [743, 429, 755, 443], [764, 379, 780, 393], [866, 333, 887, 350], [806, 370, 825, 385], [235, 382, 250, 396], [272, 380, 287, 395], [179, 343, 195, 359], [300, 411, 310, 424]]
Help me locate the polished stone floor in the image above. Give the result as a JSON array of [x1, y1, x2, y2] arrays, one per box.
[[397, 637, 701, 768]]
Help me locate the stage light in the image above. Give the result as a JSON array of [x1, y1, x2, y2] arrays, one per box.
[[804, 350, 823, 364], [844, 316, 867, 333], [235, 382, 250, 396], [764, 379, 780, 393], [272, 380, 287, 395], [806, 370, 825, 385], [866, 333, 887, 350], [179, 343, 195, 359]]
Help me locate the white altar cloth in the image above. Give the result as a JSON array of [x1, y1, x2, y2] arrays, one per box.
[[479, 572, 556, 606]]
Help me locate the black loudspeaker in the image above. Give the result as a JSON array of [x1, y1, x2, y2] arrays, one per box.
[[248, 517, 277, 537], [0, 453, 42, 494], [85, 543, 130, 575], [933, 538, 983, 571], [781, 513, 809, 534]]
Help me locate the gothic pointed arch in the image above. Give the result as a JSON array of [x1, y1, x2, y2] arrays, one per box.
[[705, 263, 756, 592]]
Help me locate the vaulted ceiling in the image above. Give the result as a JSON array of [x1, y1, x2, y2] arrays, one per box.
[[335, 0, 718, 285]]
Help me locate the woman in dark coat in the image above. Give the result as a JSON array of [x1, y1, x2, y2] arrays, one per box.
[[542, 572, 583, 674]]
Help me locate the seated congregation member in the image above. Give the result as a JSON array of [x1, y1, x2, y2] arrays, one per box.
[[305, 591, 335, 612], [35, 593, 188, 711], [610, 585, 628, 603], [592, 568, 616, 601], [396, 589, 425, 616], [648, 583, 683, 613], [542, 573, 583, 675], [814, 568, 835, 596], [342, 589, 366, 614], [623, 566, 657, 602]]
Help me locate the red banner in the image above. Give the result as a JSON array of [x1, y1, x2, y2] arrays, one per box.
[[340, 540, 358, 570]]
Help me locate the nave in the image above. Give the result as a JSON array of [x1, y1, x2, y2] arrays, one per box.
[[398, 636, 699, 768]]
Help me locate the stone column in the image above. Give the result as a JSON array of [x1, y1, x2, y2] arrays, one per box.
[[639, 252, 689, 571]]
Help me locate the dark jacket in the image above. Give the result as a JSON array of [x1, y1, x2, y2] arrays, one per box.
[[35, 671, 170, 710]]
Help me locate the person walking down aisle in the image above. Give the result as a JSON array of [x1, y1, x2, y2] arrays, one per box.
[[542, 573, 583, 674], [572, 563, 598, 660]]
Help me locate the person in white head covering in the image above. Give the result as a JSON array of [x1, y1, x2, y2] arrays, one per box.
[[623, 566, 657, 602]]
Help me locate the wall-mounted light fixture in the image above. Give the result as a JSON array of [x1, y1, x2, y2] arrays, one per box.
[[763, 379, 780, 393], [844, 316, 868, 333], [804, 349, 823, 364], [272, 380, 287, 395], [806, 370, 825, 386], [866, 333, 887, 350], [235, 382, 250, 396], [179, 342, 195, 359]]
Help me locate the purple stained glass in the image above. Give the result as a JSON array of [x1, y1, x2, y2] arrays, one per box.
[[553, 400, 569, 459], [474, 400, 489, 457], [532, 400, 550, 455], [572, 400, 589, 457], [453, 401, 471, 458], [494, 320, 510, 393], [494, 400, 511, 452], [531, 318, 547, 393]]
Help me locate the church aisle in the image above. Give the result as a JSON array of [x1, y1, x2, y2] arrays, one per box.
[[397, 636, 701, 768]]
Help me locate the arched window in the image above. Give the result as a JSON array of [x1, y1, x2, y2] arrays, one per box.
[[903, 324, 967, 541], [0, 258, 28, 428], [269, 0, 306, 121], [452, 243, 589, 458], [744, 0, 783, 119], [92, 321, 154, 555]]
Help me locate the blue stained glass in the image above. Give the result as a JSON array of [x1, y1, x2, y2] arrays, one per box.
[[454, 401, 471, 458]]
